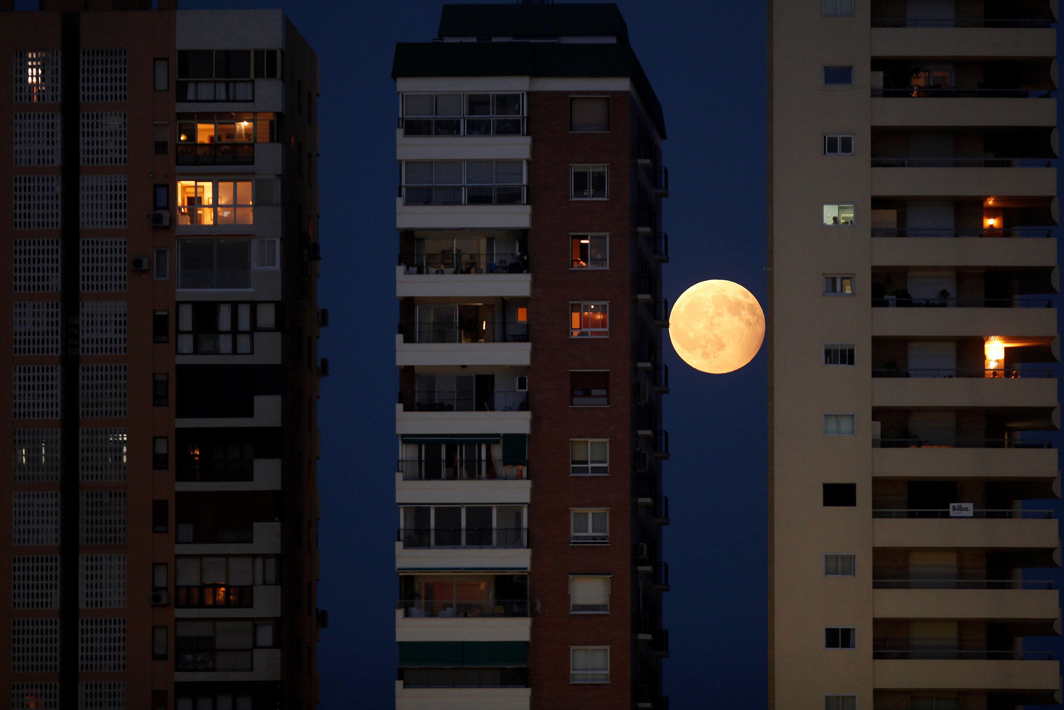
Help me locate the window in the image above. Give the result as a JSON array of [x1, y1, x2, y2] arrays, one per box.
[[175, 556, 267, 608], [570, 165, 608, 200], [152, 437, 168, 471], [153, 249, 169, 280], [177, 239, 251, 290], [152, 690, 167, 710], [823, 415, 855, 436], [570, 302, 609, 337], [153, 122, 169, 155], [571, 509, 609, 545], [152, 500, 168, 533], [152, 374, 169, 407], [570, 97, 609, 132], [824, 344, 855, 366], [176, 179, 253, 226], [823, 204, 855, 225], [824, 275, 855, 295], [825, 627, 856, 649], [570, 234, 608, 269], [570, 371, 609, 406], [177, 112, 275, 147], [176, 49, 279, 103], [152, 311, 169, 343], [823, 483, 857, 507], [177, 302, 266, 354], [253, 239, 279, 270], [154, 58, 169, 91], [824, 66, 854, 85], [402, 160, 525, 206], [153, 184, 169, 210], [570, 646, 609, 684], [570, 575, 610, 613], [570, 439, 608, 475], [151, 627, 168, 661], [826, 696, 857, 710], [822, 0, 855, 16], [825, 553, 856, 576], [175, 620, 274, 672], [401, 92, 524, 136], [153, 563, 168, 594], [824, 134, 854, 156]]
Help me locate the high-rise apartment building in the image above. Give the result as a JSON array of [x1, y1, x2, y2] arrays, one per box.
[[770, 1, 1061, 709], [0, 2, 322, 709], [392, 3, 669, 708]]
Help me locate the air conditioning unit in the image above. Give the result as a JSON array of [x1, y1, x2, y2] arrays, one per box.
[[151, 589, 169, 606], [131, 256, 151, 272], [151, 209, 170, 228]]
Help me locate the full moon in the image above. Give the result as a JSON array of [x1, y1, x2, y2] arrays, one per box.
[[668, 280, 765, 374]]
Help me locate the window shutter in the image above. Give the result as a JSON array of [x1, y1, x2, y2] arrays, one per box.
[[502, 434, 527, 465], [571, 576, 609, 607], [571, 97, 609, 131]]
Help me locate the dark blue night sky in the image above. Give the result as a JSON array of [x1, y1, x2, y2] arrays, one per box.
[[183, 0, 1063, 707]]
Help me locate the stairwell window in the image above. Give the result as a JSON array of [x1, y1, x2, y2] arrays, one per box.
[[823, 415, 855, 436], [570, 646, 609, 684], [825, 627, 856, 649], [824, 275, 855, 295], [824, 66, 854, 85], [823, 204, 855, 225], [570, 302, 609, 337], [824, 134, 855, 156], [825, 553, 856, 576], [570, 509, 609, 545], [570, 165, 608, 200]]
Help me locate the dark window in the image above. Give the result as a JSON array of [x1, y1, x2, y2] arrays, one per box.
[[178, 239, 251, 290], [154, 140, 168, 155], [153, 437, 169, 471], [570, 371, 609, 406], [153, 184, 169, 210], [254, 49, 280, 79], [152, 500, 169, 533], [152, 627, 168, 658], [570, 97, 609, 131], [825, 627, 856, 649], [215, 50, 251, 79], [153, 249, 169, 281], [824, 66, 854, 85], [175, 364, 284, 419], [153, 564, 168, 594], [177, 50, 213, 79], [153, 373, 169, 407], [152, 690, 167, 710], [175, 428, 279, 482], [153, 311, 169, 344], [154, 58, 169, 91], [823, 483, 857, 507]]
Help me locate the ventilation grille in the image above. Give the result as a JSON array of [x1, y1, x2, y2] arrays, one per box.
[[81, 301, 127, 355], [12, 618, 60, 672], [14, 365, 61, 420], [79, 618, 127, 672], [80, 428, 128, 482], [80, 364, 127, 419], [13, 112, 61, 166], [13, 301, 61, 356], [14, 239, 61, 293], [81, 112, 127, 166], [13, 428, 61, 483], [13, 491, 60, 546], [13, 50, 61, 104], [80, 174, 127, 229], [11, 684, 59, 710], [80, 554, 127, 609], [80, 49, 127, 103], [80, 683, 127, 710], [13, 175, 61, 230], [81, 238, 127, 292], [12, 555, 60, 609], [80, 490, 127, 546]]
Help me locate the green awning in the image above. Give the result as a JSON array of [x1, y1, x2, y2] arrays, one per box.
[[399, 642, 528, 668], [401, 435, 501, 445]]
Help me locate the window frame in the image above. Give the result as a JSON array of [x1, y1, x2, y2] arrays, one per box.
[[824, 344, 855, 366], [175, 178, 255, 227], [400, 91, 526, 137], [570, 645, 610, 684], [177, 238, 253, 291], [569, 96, 610, 133], [152, 625, 168, 660], [569, 164, 608, 201], [570, 509, 609, 545], [825, 626, 857, 650], [153, 248, 170, 281], [823, 275, 856, 296], [824, 553, 857, 577], [569, 233, 609, 270], [253, 238, 280, 270], [570, 438, 609, 476], [823, 203, 856, 226], [823, 65, 855, 86], [824, 134, 855, 156], [176, 301, 264, 355], [569, 301, 610, 338], [570, 370, 610, 407], [823, 414, 856, 436], [153, 436, 169, 471], [154, 58, 169, 92], [569, 574, 611, 614]]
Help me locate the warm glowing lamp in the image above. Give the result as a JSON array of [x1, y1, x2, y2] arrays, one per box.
[[984, 338, 1005, 362], [983, 217, 1000, 229]]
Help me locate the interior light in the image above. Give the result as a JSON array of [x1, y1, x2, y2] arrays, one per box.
[[179, 133, 188, 142], [984, 338, 1005, 362], [579, 239, 590, 244], [984, 217, 1000, 229]]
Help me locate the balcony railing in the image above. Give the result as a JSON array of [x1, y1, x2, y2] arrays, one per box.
[[873, 508, 1054, 519], [398, 527, 528, 549], [874, 437, 1053, 449], [872, 16, 1056, 28], [401, 321, 530, 344], [871, 295, 1055, 308], [408, 389, 528, 412], [400, 668, 529, 689], [871, 227, 1055, 238], [873, 648, 1055, 660], [176, 649, 253, 672], [175, 584, 254, 608], [872, 157, 1055, 168], [398, 459, 528, 481], [872, 367, 1056, 378], [399, 599, 529, 618], [175, 526, 253, 544], [177, 460, 254, 483], [401, 252, 529, 275], [399, 116, 527, 137], [872, 87, 1056, 98], [176, 143, 255, 165], [400, 185, 527, 206], [874, 578, 1057, 590]]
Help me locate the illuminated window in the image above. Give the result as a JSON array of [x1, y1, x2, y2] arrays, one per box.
[[570, 234, 609, 268], [570, 510, 608, 544], [14, 50, 61, 104], [824, 66, 854, 85], [516, 306, 528, 323], [570, 646, 609, 684], [824, 275, 855, 295], [570, 165, 608, 200], [825, 627, 856, 649], [823, 204, 855, 225], [824, 134, 855, 156], [570, 439, 608, 476], [570, 302, 609, 337], [823, 415, 855, 436], [825, 553, 856, 576], [569, 575, 610, 613], [176, 179, 253, 226]]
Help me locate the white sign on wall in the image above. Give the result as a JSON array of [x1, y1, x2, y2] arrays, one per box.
[[949, 502, 974, 518]]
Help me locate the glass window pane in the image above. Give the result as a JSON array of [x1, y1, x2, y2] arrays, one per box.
[[467, 94, 492, 115], [179, 240, 215, 289], [404, 94, 435, 116], [434, 161, 463, 185], [435, 94, 462, 116], [405, 162, 433, 185], [495, 161, 523, 185], [571, 97, 609, 131], [215, 239, 251, 289], [495, 94, 521, 115], [202, 557, 226, 584], [217, 182, 235, 206], [176, 558, 200, 585], [466, 161, 494, 185], [257, 303, 276, 329], [215, 621, 253, 650], [229, 558, 253, 585], [589, 440, 608, 463], [236, 181, 252, 205]]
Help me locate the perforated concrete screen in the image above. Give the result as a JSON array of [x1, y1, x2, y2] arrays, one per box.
[[80, 49, 127, 103], [81, 112, 127, 166], [13, 491, 60, 546], [80, 364, 127, 418], [10, 684, 59, 710], [11, 555, 60, 609], [13, 175, 61, 230], [81, 238, 127, 292], [80, 554, 127, 609], [12, 618, 59, 672], [13, 112, 61, 166], [13, 301, 61, 356], [14, 239, 61, 293], [80, 682, 127, 710], [80, 490, 127, 546], [13, 365, 61, 420], [81, 301, 128, 355], [80, 428, 128, 482], [13, 50, 61, 104], [79, 618, 127, 672], [80, 174, 128, 229], [13, 428, 62, 482]]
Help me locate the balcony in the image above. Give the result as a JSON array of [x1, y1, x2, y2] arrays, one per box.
[[873, 445, 1058, 478], [398, 402, 530, 437], [175, 584, 282, 619], [872, 234, 1056, 269], [176, 458, 282, 492], [396, 526, 531, 571], [874, 657, 1060, 691], [396, 602, 531, 643], [396, 319, 530, 367], [396, 681, 530, 710], [872, 305, 1057, 338], [873, 516, 1059, 549], [872, 164, 1056, 197], [397, 183, 531, 230], [174, 647, 281, 683], [397, 263, 530, 299], [175, 521, 281, 555], [870, 27, 1056, 59], [871, 371, 1057, 408], [874, 585, 1059, 620], [177, 142, 254, 166]]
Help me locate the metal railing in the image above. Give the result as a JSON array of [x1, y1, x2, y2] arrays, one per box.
[[400, 185, 527, 206], [871, 295, 1055, 308], [399, 116, 527, 137], [175, 526, 254, 544], [873, 578, 1057, 590], [871, 367, 1056, 378], [872, 87, 1055, 98], [176, 142, 255, 165], [400, 668, 529, 689], [398, 527, 528, 549], [873, 648, 1055, 660], [398, 599, 529, 618], [872, 156, 1055, 168], [401, 251, 529, 275], [176, 460, 255, 482], [872, 16, 1056, 28], [398, 459, 528, 481], [176, 649, 254, 672], [873, 437, 1054, 449], [871, 226, 1055, 238], [175, 584, 254, 608], [407, 389, 528, 412], [401, 321, 530, 344], [872, 508, 1054, 519]]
